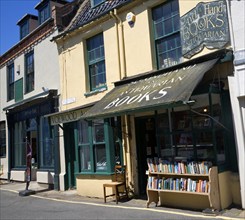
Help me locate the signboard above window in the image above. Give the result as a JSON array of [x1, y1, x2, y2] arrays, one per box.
[[180, 0, 230, 58]]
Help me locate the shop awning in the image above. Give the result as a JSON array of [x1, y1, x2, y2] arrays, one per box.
[[82, 59, 218, 119]]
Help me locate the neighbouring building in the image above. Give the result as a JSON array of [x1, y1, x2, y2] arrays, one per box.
[[0, 0, 79, 190], [226, 0, 245, 209]]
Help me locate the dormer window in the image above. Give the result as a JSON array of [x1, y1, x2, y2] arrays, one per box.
[[17, 14, 38, 40], [20, 20, 29, 39], [91, 0, 106, 7], [39, 2, 50, 24]]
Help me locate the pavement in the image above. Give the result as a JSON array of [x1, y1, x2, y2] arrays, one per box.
[[0, 180, 245, 220]]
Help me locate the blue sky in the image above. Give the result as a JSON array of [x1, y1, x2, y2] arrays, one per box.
[[0, 0, 40, 56]]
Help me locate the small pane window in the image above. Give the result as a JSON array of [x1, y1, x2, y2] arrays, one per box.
[[25, 51, 34, 93], [20, 21, 29, 39], [87, 33, 106, 91], [7, 63, 15, 101], [152, 0, 181, 69], [39, 3, 50, 24]]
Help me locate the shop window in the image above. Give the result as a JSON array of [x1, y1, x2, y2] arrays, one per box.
[[38, 3, 50, 24], [20, 20, 29, 39], [7, 63, 15, 101], [0, 121, 6, 157], [78, 120, 91, 171], [13, 121, 27, 168], [39, 117, 54, 168], [25, 51, 34, 93], [152, 0, 181, 69], [86, 33, 106, 91], [78, 117, 122, 173], [156, 93, 226, 166]]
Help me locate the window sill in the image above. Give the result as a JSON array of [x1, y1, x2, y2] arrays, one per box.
[[75, 171, 114, 176], [84, 86, 107, 97]]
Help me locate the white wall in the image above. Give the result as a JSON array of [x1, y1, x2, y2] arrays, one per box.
[[227, 0, 245, 209]]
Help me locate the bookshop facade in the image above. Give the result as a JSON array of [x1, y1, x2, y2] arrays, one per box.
[[83, 50, 239, 210]]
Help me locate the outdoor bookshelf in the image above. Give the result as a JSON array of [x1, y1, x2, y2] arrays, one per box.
[[146, 158, 220, 210]]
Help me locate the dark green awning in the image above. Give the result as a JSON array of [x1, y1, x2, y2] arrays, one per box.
[[83, 59, 218, 119]]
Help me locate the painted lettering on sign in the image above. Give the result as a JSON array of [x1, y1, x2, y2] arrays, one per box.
[[103, 65, 196, 110], [181, 0, 229, 58], [50, 109, 87, 125]]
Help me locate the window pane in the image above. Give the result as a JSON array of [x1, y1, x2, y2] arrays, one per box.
[[93, 120, 104, 143], [40, 117, 54, 168], [95, 144, 106, 171], [0, 121, 6, 157], [78, 120, 89, 144], [14, 121, 26, 167], [80, 145, 91, 170]]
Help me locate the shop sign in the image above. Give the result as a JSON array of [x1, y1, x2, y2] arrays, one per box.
[[180, 0, 229, 58], [50, 108, 88, 125]]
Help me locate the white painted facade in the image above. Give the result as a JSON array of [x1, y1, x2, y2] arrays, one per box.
[[0, 28, 61, 184], [227, 0, 245, 209]]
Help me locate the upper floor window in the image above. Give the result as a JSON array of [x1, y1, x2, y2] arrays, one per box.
[[7, 63, 14, 101], [20, 20, 29, 40], [152, 0, 181, 69], [91, 0, 105, 7], [39, 3, 50, 24], [25, 51, 34, 93], [86, 33, 106, 91], [0, 121, 6, 157]]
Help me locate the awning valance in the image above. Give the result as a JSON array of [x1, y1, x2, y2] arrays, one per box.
[[82, 59, 218, 119]]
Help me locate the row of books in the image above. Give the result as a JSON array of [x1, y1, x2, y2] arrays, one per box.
[[146, 158, 212, 174], [148, 177, 210, 193]]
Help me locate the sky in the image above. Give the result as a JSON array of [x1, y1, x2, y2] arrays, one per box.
[[0, 0, 40, 56]]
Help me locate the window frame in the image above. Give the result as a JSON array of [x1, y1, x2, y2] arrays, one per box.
[[77, 117, 122, 174], [7, 63, 15, 101], [86, 33, 106, 92], [20, 20, 29, 39], [25, 51, 34, 93], [152, 0, 182, 69], [38, 2, 50, 24]]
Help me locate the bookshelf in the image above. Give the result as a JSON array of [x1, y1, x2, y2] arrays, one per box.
[[146, 159, 220, 210]]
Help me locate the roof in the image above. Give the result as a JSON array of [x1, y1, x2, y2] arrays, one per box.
[[55, 0, 132, 39]]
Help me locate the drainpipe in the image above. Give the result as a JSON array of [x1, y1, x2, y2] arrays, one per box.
[[111, 9, 127, 79], [110, 11, 122, 80]]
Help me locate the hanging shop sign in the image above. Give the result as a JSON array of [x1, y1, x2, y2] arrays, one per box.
[[180, 0, 229, 58], [50, 108, 89, 125]]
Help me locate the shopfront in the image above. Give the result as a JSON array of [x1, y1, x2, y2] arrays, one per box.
[[82, 50, 239, 209], [4, 90, 58, 185]]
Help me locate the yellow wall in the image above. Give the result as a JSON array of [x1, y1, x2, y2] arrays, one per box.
[[56, 0, 234, 200], [218, 171, 242, 209], [76, 174, 114, 198]]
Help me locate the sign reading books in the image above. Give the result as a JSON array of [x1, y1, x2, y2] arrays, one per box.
[[180, 0, 229, 58]]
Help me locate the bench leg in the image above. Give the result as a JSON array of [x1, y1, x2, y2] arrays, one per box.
[[103, 186, 106, 203]]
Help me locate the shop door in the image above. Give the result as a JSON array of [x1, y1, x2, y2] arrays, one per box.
[[64, 122, 76, 190], [135, 117, 156, 195]]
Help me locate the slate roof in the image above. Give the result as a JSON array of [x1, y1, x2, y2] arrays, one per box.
[[56, 0, 132, 38]]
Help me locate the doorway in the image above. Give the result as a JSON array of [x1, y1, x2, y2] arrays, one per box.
[[64, 122, 77, 190], [135, 116, 156, 195]]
